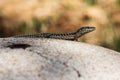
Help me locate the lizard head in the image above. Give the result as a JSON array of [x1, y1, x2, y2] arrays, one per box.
[[75, 26, 95, 38]]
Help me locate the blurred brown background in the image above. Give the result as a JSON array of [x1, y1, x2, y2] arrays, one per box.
[[0, 0, 120, 52]]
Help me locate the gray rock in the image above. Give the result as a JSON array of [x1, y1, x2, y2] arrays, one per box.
[[0, 38, 120, 80]]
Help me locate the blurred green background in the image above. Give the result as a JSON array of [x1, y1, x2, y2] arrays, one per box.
[[0, 0, 120, 52]]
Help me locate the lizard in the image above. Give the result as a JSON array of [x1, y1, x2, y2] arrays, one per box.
[[14, 26, 95, 41]]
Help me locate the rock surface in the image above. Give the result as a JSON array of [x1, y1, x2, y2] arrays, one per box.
[[0, 38, 120, 80]]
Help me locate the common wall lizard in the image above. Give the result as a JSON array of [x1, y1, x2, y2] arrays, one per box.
[[14, 26, 95, 41]]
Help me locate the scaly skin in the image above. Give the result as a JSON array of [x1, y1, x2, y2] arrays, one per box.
[[14, 26, 95, 41]]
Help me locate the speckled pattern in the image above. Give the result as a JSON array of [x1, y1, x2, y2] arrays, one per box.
[[0, 38, 120, 80], [14, 26, 95, 41]]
